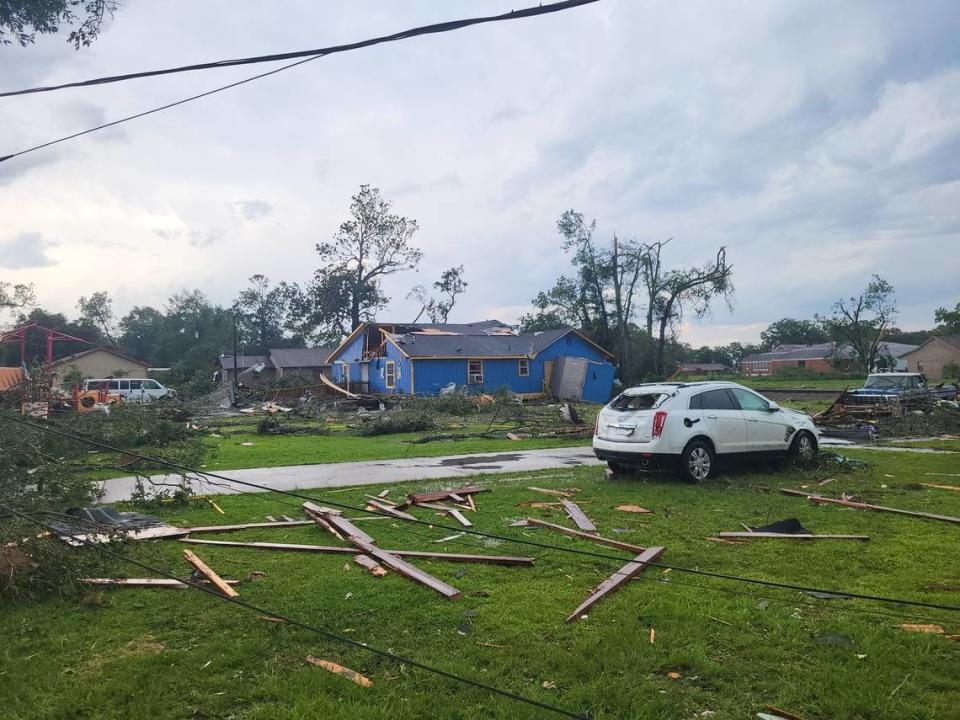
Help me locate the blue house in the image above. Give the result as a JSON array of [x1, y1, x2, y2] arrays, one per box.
[[326, 320, 616, 403]]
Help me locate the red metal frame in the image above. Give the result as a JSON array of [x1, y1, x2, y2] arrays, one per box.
[[0, 322, 94, 369]]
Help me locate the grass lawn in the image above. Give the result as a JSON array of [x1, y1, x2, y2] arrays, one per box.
[[3, 449, 959, 719]]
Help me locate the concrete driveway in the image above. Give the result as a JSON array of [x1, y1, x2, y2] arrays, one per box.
[[97, 446, 604, 503]]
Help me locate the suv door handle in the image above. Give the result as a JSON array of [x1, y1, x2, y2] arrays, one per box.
[[706, 415, 718, 419], [747, 418, 758, 423]]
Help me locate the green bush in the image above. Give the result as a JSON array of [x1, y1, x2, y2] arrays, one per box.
[[942, 362, 960, 380]]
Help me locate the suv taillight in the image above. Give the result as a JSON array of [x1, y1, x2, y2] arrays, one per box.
[[593, 413, 600, 436], [652, 411, 668, 438]]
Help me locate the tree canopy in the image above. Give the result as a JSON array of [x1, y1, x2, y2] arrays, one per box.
[[0, 0, 117, 48]]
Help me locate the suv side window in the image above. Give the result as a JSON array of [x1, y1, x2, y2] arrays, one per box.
[[692, 389, 737, 410], [144, 380, 161, 390], [129, 380, 143, 390], [729, 388, 768, 412]]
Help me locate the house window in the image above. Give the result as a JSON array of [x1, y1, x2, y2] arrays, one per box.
[[385, 361, 396, 389], [518, 359, 529, 377], [468, 359, 483, 384]]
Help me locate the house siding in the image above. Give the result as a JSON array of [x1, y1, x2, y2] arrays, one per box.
[[52, 350, 148, 382], [368, 342, 412, 394], [902, 339, 960, 381]]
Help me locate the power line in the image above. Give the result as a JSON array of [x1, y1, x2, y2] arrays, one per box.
[[1, 1, 600, 98], [0, 0, 600, 164], [4, 505, 589, 720], [6, 412, 959, 614]]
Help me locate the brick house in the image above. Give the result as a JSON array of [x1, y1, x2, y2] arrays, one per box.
[[740, 341, 917, 376], [900, 336, 960, 381]]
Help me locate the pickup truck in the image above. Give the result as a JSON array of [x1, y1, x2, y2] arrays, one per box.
[[844, 372, 959, 406]]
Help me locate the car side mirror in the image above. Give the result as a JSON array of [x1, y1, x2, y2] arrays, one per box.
[[767, 401, 780, 412]]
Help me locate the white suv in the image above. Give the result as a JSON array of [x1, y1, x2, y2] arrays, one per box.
[[593, 381, 818, 482]]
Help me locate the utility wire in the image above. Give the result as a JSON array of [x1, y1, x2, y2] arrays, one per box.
[[1, 1, 600, 97], [0, 0, 600, 163], [3, 506, 589, 720], [5, 412, 959, 613]]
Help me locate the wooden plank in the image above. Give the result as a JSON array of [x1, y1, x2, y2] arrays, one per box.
[[344, 536, 461, 599], [179, 538, 534, 565], [715, 532, 870, 541], [302, 502, 361, 542], [527, 486, 575, 498], [181, 549, 240, 598], [923, 483, 960, 492], [365, 499, 418, 522], [305, 655, 372, 687], [410, 501, 459, 512], [561, 499, 597, 533], [446, 508, 473, 527], [185, 520, 313, 534], [525, 518, 647, 554], [780, 488, 960, 525], [407, 486, 489, 504], [565, 547, 665, 623], [353, 555, 387, 577], [81, 578, 240, 589]]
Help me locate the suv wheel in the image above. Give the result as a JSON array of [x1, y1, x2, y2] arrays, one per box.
[[790, 430, 817, 462], [607, 460, 626, 474], [680, 440, 714, 483]]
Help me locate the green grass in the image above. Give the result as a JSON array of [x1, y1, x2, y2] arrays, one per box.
[[680, 374, 864, 391], [3, 449, 959, 719]]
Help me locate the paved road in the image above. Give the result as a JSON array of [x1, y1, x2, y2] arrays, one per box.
[[97, 446, 604, 503]]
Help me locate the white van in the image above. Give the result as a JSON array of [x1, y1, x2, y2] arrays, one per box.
[[82, 378, 177, 402]]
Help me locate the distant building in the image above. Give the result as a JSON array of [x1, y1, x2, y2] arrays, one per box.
[[673, 363, 732, 377], [51, 347, 149, 382], [326, 320, 616, 402], [740, 341, 918, 376], [217, 348, 336, 387], [900, 336, 960, 381], [0, 366, 26, 395]]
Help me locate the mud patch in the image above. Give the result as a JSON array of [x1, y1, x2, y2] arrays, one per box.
[[439, 454, 522, 466]]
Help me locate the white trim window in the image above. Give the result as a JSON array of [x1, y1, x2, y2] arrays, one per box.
[[518, 359, 529, 377], [468, 359, 484, 384], [385, 360, 396, 389]]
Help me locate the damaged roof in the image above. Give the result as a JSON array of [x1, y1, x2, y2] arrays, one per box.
[[388, 327, 612, 359], [0, 366, 26, 392], [219, 354, 267, 371]]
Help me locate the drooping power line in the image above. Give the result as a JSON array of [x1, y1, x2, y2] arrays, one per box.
[[0, 0, 601, 163]]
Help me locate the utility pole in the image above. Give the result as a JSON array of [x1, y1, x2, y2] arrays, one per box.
[[231, 305, 239, 406]]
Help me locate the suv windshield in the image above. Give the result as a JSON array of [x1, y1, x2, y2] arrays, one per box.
[[608, 393, 664, 411], [864, 375, 914, 389]]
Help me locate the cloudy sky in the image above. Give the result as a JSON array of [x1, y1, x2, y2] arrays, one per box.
[[2, 0, 959, 345]]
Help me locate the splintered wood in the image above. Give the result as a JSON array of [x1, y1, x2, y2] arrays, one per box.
[[304, 503, 463, 599], [566, 546, 666, 623], [305, 656, 373, 687], [561, 499, 597, 533], [354, 555, 387, 577], [780, 488, 960, 524], [179, 538, 534, 565], [525, 518, 647, 554], [407, 486, 489, 504], [182, 549, 239, 598]]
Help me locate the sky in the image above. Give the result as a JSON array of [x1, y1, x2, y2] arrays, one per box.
[[2, 0, 959, 346]]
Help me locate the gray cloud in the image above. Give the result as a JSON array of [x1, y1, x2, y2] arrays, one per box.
[[0, 232, 57, 269], [230, 199, 273, 221]]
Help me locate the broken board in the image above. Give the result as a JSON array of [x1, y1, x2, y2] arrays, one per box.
[[566, 546, 665, 623]]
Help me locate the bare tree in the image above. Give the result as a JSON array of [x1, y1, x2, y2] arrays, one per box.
[[409, 265, 468, 324], [315, 185, 422, 330], [819, 275, 897, 373], [651, 247, 734, 374]]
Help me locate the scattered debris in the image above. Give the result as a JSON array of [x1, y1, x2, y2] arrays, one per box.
[[407, 486, 489, 504], [525, 518, 647, 554], [527, 487, 577, 498], [179, 539, 534, 565], [432, 533, 465, 543], [354, 555, 387, 577], [304, 655, 373, 687], [817, 478, 835, 486], [896, 623, 945, 634], [81, 578, 240, 590], [182, 550, 240, 598], [761, 705, 807, 720], [666, 670, 680, 680], [377, 489, 391, 498], [365, 499, 418, 522], [561, 499, 597, 533], [922, 483, 960, 492], [615, 504, 653, 514], [650, 628, 657, 644], [306, 506, 462, 599], [185, 519, 313, 534], [715, 532, 868, 541], [781, 488, 960, 524], [566, 547, 665, 623], [446, 508, 473, 528]]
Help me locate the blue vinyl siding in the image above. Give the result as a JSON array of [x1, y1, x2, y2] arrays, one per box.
[[368, 342, 411, 394], [329, 332, 366, 385]]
